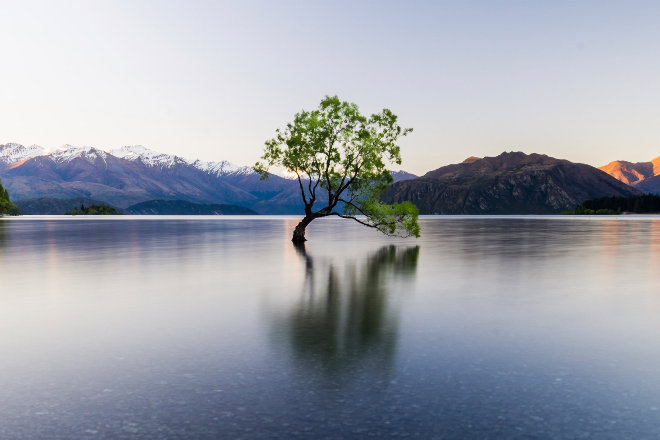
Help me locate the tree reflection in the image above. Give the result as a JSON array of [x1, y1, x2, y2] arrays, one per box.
[[282, 243, 419, 381]]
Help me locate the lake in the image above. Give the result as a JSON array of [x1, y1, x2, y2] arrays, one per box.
[[1, 215, 660, 439]]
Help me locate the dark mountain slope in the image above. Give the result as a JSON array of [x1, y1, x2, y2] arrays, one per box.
[[383, 152, 640, 214], [635, 174, 660, 194]]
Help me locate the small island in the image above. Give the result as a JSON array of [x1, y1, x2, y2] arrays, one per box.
[[65, 204, 122, 215]]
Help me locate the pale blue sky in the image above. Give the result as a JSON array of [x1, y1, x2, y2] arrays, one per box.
[[1, 0, 659, 174]]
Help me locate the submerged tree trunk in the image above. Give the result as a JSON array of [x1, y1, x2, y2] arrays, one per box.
[[292, 216, 314, 243]]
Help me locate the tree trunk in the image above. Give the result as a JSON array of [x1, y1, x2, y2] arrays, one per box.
[[292, 216, 314, 243]]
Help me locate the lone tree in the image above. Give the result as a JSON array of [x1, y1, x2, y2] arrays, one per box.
[[255, 95, 420, 243]]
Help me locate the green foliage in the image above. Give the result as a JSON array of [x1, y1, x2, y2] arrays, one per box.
[[344, 199, 420, 238], [65, 204, 122, 215], [569, 194, 660, 215], [0, 178, 19, 215], [255, 95, 419, 239]]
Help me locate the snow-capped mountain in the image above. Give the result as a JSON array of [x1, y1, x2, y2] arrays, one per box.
[[0, 143, 45, 164], [189, 160, 255, 177], [0, 143, 247, 173], [0, 142, 303, 212], [48, 145, 110, 164], [111, 145, 255, 176], [110, 145, 189, 168]]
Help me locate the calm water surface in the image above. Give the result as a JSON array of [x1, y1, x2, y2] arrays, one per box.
[[1, 215, 660, 439]]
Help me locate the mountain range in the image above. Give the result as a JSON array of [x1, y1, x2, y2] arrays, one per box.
[[0, 143, 416, 214], [0, 143, 297, 213], [2, 143, 657, 215]]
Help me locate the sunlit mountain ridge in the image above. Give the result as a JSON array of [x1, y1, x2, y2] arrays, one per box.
[[599, 156, 660, 194]]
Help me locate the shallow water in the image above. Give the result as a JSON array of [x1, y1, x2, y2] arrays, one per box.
[[1, 215, 660, 439]]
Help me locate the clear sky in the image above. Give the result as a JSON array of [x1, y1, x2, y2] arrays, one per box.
[[1, 0, 659, 175]]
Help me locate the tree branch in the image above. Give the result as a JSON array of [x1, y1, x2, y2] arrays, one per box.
[[306, 170, 315, 203], [328, 212, 378, 229], [324, 125, 342, 208], [328, 211, 416, 238], [333, 161, 363, 205], [337, 198, 368, 216], [295, 171, 309, 207]]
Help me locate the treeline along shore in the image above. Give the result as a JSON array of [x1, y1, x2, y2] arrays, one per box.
[[565, 194, 660, 215]]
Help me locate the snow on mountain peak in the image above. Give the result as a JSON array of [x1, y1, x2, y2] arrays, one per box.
[[188, 159, 241, 176], [1, 142, 255, 176], [48, 145, 108, 163], [110, 145, 188, 168], [0, 143, 46, 164], [110, 145, 154, 159], [110, 145, 247, 175]]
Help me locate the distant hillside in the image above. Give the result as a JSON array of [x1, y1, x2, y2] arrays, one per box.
[[599, 156, 660, 194], [125, 200, 257, 215], [383, 152, 640, 214], [15, 197, 120, 215]]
